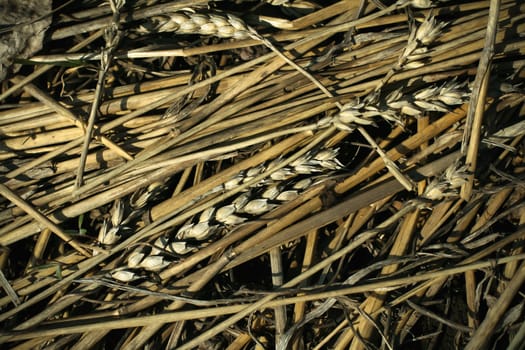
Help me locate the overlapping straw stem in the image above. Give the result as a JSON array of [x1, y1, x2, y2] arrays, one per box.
[[0, 0, 524, 349]]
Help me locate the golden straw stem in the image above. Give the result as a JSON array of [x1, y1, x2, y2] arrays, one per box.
[[0, 184, 90, 257]]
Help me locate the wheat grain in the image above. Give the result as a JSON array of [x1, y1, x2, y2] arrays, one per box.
[[275, 190, 299, 201], [243, 198, 278, 215], [159, 240, 197, 255], [110, 199, 124, 227], [127, 248, 146, 268], [110, 269, 140, 282], [215, 207, 247, 225], [129, 181, 165, 209], [139, 255, 170, 271], [97, 219, 121, 246]]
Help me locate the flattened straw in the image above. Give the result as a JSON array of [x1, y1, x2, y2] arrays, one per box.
[[0, 155, 194, 247], [226, 152, 459, 273], [406, 300, 473, 333], [69, 58, 277, 197], [343, 197, 391, 246], [0, 269, 19, 306], [335, 103, 469, 194], [292, 228, 317, 350], [26, 1, 430, 65], [128, 124, 323, 176], [10, 78, 132, 162], [247, 7, 415, 192], [27, 228, 52, 269], [285, 206, 407, 350], [5, 37, 276, 181], [389, 227, 525, 314], [270, 247, 286, 343], [0, 159, 196, 324], [461, 0, 501, 200], [345, 208, 420, 350], [417, 198, 463, 247], [464, 261, 525, 350], [499, 207, 525, 293], [0, 184, 90, 257], [507, 318, 525, 350], [48, 0, 208, 40], [122, 250, 237, 349], [313, 320, 349, 350], [76, 0, 125, 189], [225, 333, 251, 350], [160, 179, 328, 281], [176, 201, 424, 350], [116, 129, 337, 348], [2, 254, 525, 344], [261, 0, 363, 31], [59, 132, 318, 348], [13, 284, 99, 331], [71, 0, 410, 199], [1, 2, 520, 348], [177, 206, 518, 350], [465, 269, 479, 328], [471, 188, 513, 233], [172, 166, 193, 197], [75, 60, 111, 189], [463, 187, 513, 327]]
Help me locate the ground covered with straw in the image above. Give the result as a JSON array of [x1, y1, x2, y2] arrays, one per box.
[[1, 0, 525, 349]]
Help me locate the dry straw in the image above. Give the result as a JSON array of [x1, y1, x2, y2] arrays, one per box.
[[0, 0, 524, 349]]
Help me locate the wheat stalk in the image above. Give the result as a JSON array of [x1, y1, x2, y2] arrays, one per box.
[[75, 0, 126, 190], [276, 203, 424, 350]]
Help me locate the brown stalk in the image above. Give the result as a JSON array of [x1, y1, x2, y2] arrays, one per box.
[[345, 208, 420, 350], [461, 0, 501, 200], [335, 103, 469, 194], [270, 246, 287, 343], [464, 261, 525, 350], [11, 78, 132, 161], [48, 0, 209, 40], [0, 183, 89, 256], [1, 1, 523, 348], [4, 243, 523, 345], [50, 132, 320, 348], [498, 206, 525, 293], [292, 228, 318, 350], [417, 198, 463, 247]]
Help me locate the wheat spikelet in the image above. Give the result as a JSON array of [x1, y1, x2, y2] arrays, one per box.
[[372, 13, 447, 91], [403, 15, 447, 66], [334, 79, 469, 131], [96, 199, 125, 247], [137, 10, 251, 39], [423, 161, 470, 200], [113, 147, 342, 279], [188, 148, 341, 234], [95, 182, 167, 248]]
